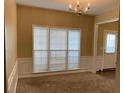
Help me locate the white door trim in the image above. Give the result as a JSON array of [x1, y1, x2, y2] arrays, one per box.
[[93, 18, 119, 72], [92, 24, 98, 73]]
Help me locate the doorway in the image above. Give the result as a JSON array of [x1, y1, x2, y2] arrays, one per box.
[[103, 30, 118, 69], [95, 20, 119, 72]]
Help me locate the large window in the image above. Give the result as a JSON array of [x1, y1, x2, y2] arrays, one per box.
[[33, 26, 81, 73]]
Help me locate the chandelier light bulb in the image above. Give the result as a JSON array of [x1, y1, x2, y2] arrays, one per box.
[[69, 4, 72, 9], [85, 7, 88, 12], [75, 7, 77, 12], [88, 3, 90, 7], [77, 0, 79, 5]]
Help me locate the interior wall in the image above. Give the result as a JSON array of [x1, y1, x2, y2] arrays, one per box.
[[17, 5, 95, 57], [5, 0, 17, 81], [97, 21, 119, 56]]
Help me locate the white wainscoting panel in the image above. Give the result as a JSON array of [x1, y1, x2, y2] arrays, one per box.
[[8, 61, 18, 93], [80, 56, 93, 72], [6, 56, 104, 91], [96, 56, 104, 71], [18, 56, 94, 78], [18, 58, 32, 76]]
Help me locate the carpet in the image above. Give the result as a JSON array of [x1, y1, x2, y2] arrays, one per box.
[[16, 72, 114, 93]]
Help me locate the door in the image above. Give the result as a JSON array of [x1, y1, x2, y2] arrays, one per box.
[[103, 30, 118, 69]]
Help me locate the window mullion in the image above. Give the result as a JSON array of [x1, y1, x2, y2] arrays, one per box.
[[66, 29, 69, 70], [47, 28, 50, 71]]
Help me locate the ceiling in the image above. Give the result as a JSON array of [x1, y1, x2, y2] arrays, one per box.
[[16, 0, 119, 15]]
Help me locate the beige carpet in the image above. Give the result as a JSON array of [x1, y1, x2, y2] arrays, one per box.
[[16, 72, 114, 93]]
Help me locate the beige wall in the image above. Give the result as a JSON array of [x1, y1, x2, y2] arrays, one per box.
[[17, 5, 95, 57], [5, 0, 17, 80], [97, 21, 119, 56]]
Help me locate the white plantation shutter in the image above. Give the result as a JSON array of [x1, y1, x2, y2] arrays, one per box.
[[33, 27, 49, 72], [49, 51, 66, 71], [33, 51, 48, 72], [49, 29, 67, 71], [33, 26, 80, 73], [33, 27, 48, 50], [68, 30, 80, 50], [68, 51, 79, 69], [68, 30, 80, 69], [50, 28, 67, 50]]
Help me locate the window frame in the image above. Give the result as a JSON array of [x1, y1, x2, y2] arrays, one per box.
[[32, 25, 81, 73]]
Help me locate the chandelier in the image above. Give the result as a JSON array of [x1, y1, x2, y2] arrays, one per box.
[[69, 0, 90, 16]]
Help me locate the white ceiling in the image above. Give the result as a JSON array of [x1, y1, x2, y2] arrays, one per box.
[[16, 0, 119, 15]]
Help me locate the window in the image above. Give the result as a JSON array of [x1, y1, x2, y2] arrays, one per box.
[[33, 27, 49, 72], [105, 33, 116, 53], [68, 30, 80, 69], [33, 26, 80, 73]]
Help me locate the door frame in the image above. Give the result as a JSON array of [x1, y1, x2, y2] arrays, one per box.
[[93, 18, 119, 73], [103, 30, 118, 69]]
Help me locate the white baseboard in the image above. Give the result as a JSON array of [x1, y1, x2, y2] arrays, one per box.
[[18, 56, 94, 78], [19, 69, 92, 78], [8, 60, 18, 93]]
